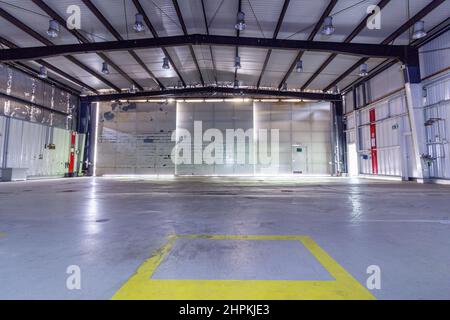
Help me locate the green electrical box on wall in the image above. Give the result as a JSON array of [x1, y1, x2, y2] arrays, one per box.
[[297, 148, 303, 152]]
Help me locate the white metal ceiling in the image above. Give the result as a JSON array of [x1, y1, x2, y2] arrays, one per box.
[[0, 0, 448, 94]]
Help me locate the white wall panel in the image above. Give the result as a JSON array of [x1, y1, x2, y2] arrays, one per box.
[[368, 64, 404, 102], [176, 102, 254, 176], [2, 116, 71, 178], [419, 30, 450, 79], [96, 101, 176, 176], [357, 93, 409, 177], [423, 72, 450, 179], [254, 102, 332, 175]]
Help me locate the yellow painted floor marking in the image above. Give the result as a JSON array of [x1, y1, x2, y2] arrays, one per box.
[[113, 235, 375, 300], [0, 232, 5, 238]]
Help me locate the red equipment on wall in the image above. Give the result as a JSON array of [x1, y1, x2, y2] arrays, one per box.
[[369, 109, 378, 174]]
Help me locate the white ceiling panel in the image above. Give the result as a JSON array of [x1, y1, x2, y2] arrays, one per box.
[[0, 0, 447, 93]]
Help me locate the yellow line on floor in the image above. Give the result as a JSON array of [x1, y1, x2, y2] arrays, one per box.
[[112, 235, 375, 300]]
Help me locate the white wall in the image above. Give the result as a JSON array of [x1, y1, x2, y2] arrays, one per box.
[[254, 102, 332, 175], [344, 30, 450, 181], [96, 101, 176, 176], [96, 100, 333, 176], [176, 101, 254, 175], [0, 115, 74, 178]]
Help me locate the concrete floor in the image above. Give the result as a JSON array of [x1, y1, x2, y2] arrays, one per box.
[[0, 176, 449, 299]]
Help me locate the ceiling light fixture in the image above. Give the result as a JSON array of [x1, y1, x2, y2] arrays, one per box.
[[47, 19, 59, 38], [321, 16, 335, 36], [234, 55, 241, 69], [133, 13, 145, 33], [412, 21, 427, 40], [359, 63, 368, 77], [235, 11, 246, 31], [101, 62, 110, 75], [38, 66, 48, 79], [162, 57, 170, 69], [296, 60, 303, 73]]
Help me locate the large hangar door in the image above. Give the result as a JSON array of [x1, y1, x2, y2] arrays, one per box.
[[175, 101, 254, 176]]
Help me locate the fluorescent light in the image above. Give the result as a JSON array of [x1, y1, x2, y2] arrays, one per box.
[[260, 99, 279, 103], [281, 99, 302, 103], [204, 99, 224, 102], [147, 99, 168, 103]]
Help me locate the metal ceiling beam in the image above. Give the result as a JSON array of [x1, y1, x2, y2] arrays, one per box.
[[32, 0, 142, 92], [300, 0, 391, 91], [0, 7, 121, 92], [78, 0, 164, 90], [256, 0, 290, 88], [277, 0, 337, 90], [0, 35, 96, 94], [0, 34, 412, 63], [200, 0, 217, 85], [172, 0, 204, 86], [81, 86, 342, 102], [323, 0, 446, 91], [131, 0, 186, 87]]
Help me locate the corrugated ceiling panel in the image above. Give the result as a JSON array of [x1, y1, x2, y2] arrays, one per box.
[[239, 0, 283, 38], [207, 0, 238, 36], [178, 0, 207, 34], [138, 0, 184, 36], [284, 52, 334, 89], [259, 50, 298, 88], [278, 0, 330, 41]]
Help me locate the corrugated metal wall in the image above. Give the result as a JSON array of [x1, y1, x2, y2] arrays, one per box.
[[419, 30, 450, 79], [1, 116, 73, 177], [96, 101, 332, 176], [96, 101, 176, 176], [0, 63, 81, 180], [357, 94, 409, 177], [423, 73, 450, 179], [254, 102, 332, 175], [343, 30, 449, 180], [176, 101, 254, 175]]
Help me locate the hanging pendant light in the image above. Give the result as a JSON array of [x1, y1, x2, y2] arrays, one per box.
[[133, 13, 145, 33], [321, 16, 335, 35], [412, 21, 427, 40], [235, 11, 246, 31], [162, 57, 170, 70], [234, 55, 241, 69], [101, 62, 110, 75], [47, 20, 59, 38], [359, 63, 368, 77], [296, 60, 303, 73], [38, 66, 48, 79]]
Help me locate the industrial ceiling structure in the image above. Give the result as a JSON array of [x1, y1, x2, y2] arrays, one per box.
[[0, 0, 448, 99]]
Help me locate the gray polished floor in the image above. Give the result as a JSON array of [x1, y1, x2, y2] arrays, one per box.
[[0, 176, 449, 299]]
